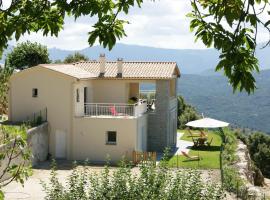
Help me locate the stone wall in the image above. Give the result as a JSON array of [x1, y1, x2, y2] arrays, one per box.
[[235, 140, 263, 199], [27, 122, 49, 166], [0, 122, 48, 181], [148, 80, 177, 152]]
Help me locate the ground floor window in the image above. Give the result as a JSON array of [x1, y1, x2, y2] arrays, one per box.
[[106, 131, 117, 145], [32, 88, 38, 97]]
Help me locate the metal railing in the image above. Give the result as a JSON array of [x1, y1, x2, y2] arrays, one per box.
[[84, 101, 147, 117]]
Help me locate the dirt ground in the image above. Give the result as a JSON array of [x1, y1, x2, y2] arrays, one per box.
[[2, 160, 228, 200]]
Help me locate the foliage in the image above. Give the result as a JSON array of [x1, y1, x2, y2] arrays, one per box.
[[169, 130, 222, 169], [223, 166, 244, 194], [53, 59, 62, 64], [0, 0, 143, 53], [63, 52, 89, 64], [188, 0, 270, 93], [5, 41, 50, 70], [0, 67, 12, 114], [248, 132, 270, 175], [0, 125, 32, 199], [177, 96, 200, 129], [42, 159, 224, 200], [240, 132, 270, 178]]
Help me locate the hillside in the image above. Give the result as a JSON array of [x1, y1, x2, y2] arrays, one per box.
[[179, 70, 270, 133]]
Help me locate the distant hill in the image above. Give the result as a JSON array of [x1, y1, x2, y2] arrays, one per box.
[[49, 44, 220, 74], [1, 43, 270, 74], [178, 70, 270, 134]]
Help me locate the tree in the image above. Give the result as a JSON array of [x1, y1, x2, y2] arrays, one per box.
[[187, 0, 270, 93], [0, 1, 270, 93], [0, 67, 12, 114], [53, 59, 62, 64], [0, 125, 32, 199], [5, 41, 50, 70], [63, 52, 89, 64], [177, 96, 200, 129]]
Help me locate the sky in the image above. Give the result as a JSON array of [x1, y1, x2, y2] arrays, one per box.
[[2, 0, 270, 50]]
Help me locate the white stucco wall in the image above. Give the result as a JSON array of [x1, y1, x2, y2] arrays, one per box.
[[72, 117, 139, 162]]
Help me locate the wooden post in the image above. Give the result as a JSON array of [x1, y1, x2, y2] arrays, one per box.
[[177, 154, 179, 168]]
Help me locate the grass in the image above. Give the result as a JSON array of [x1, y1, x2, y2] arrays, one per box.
[[168, 129, 222, 169]]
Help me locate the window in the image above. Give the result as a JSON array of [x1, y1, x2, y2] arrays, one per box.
[[106, 131, 117, 145], [32, 88, 38, 97], [76, 88, 80, 102]]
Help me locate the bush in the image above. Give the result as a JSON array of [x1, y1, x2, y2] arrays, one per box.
[[223, 166, 245, 193], [222, 129, 244, 194], [42, 160, 224, 200]]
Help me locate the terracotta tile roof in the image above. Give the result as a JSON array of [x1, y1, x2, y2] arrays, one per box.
[[74, 61, 180, 79], [40, 64, 96, 79], [39, 61, 180, 80]]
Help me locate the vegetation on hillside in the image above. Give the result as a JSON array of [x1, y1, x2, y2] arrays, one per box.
[[177, 96, 200, 129], [236, 131, 270, 180], [179, 73, 270, 134], [63, 52, 89, 64]]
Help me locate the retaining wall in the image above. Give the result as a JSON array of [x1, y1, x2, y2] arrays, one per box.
[[0, 122, 48, 181]]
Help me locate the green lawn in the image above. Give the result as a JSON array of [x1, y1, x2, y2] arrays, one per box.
[[168, 130, 222, 169]]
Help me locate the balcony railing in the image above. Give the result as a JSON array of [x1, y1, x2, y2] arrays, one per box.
[[84, 101, 147, 117]]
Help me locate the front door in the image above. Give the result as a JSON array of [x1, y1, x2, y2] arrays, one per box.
[[55, 130, 66, 159]]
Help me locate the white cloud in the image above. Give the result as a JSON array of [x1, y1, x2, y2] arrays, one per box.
[[9, 0, 270, 50]]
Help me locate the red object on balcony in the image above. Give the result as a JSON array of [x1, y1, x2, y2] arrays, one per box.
[[110, 106, 118, 116]]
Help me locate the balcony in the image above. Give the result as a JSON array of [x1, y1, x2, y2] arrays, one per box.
[[84, 101, 147, 118]]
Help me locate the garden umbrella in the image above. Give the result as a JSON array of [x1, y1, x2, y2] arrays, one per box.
[[185, 117, 229, 129], [185, 117, 229, 185]]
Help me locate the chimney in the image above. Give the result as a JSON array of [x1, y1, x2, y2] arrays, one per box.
[[117, 58, 123, 75], [99, 53, 106, 74]]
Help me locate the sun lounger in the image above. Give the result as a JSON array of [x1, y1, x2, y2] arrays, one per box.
[[181, 151, 200, 160]]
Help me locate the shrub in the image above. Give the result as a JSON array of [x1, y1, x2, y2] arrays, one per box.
[[42, 160, 224, 200], [222, 129, 244, 194], [223, 166, 244, 193]]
